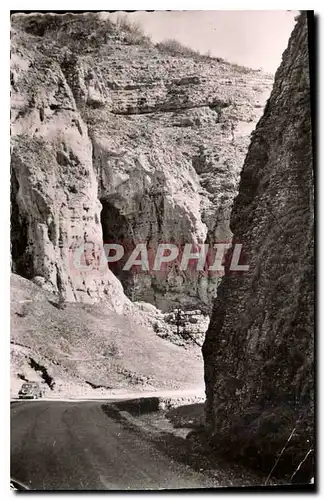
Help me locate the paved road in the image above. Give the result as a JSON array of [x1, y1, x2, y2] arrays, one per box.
[[11, 400, 216, 491]]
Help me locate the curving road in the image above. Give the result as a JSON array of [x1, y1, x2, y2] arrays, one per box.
[[11, 400, 216, 491]]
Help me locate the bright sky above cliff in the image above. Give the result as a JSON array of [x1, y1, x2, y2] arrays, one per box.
[[107, 10, 298, 74]]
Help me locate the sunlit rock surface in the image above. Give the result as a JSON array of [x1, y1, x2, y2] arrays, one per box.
[[11, 12, 273, 310]]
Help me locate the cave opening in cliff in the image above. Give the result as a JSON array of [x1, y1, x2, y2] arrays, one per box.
[[10, 169, 34, 279], [100, 199, 137, 300]]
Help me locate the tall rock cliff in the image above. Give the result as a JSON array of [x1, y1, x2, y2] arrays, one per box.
[[10, 13, 273, 311], [202, 13, 314, 480]]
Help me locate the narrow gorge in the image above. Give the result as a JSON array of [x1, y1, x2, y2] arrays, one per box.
[[10, 11, 314, 485]]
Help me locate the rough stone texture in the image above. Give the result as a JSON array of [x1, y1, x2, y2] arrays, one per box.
[[11, 13, 273, 311], [202, 13, 314, 480], [152, 307, 210, 348]]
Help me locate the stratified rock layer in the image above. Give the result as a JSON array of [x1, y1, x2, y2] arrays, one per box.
[[202, 13, 314, 480], [10, 13, 273, 310]]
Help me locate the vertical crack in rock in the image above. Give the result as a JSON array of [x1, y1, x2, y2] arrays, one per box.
[[202, 13, 314, 481], [99, 198, 136, 299]]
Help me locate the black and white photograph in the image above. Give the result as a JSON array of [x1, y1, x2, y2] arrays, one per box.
[[9, 8, 315, 492]]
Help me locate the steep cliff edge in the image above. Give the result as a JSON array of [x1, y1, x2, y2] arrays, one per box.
[[202, 13, 314, 480], [10, 13, 273, 311]]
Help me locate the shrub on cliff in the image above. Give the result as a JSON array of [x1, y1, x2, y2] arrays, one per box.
[[114, 15, 151, 45], [157, 39, 234, 66], [156, 39, 200, 57]]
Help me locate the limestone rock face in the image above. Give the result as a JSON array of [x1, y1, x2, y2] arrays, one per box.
[[202, 13, 314, 479], [11, 13, 272, 310], [10, 41, 126, 310]]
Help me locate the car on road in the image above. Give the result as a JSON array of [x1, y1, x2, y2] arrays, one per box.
[[18, 382, 43, 399]]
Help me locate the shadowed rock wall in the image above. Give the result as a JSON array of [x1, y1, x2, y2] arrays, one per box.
[[202, 13, 314, 480]]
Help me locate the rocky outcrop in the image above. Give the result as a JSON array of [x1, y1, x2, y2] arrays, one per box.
[[153, 307, 209, 348], [202, 13, 314, 480], [10, 12, 273, 311]]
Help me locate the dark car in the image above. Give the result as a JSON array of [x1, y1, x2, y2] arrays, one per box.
[[18, 382, 43, 399]]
